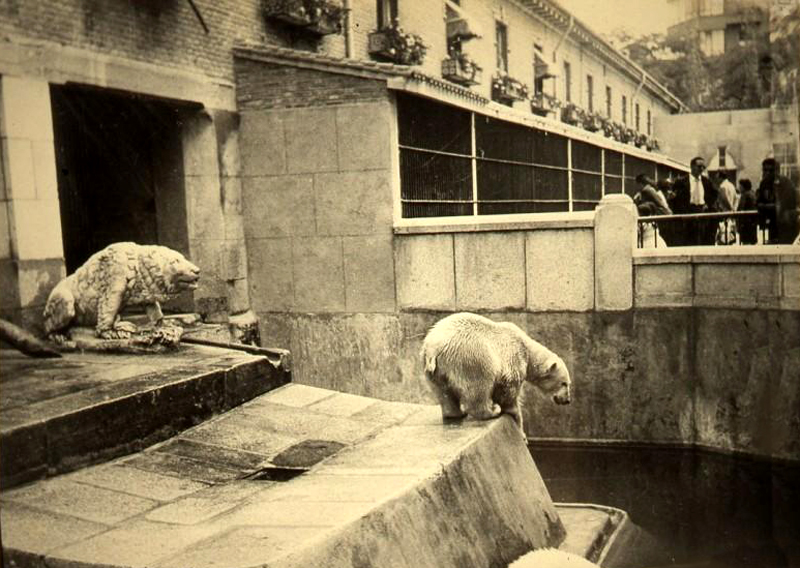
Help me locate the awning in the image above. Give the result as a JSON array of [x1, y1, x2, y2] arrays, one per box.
[[445, 0, 483, 40], [534, 54, 557, 79]]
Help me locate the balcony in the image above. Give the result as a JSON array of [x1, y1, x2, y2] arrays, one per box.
[[530, 92, 559, 117], [441, 55, 482, 87], [368, 23, 427, 65], [491, 73, 529, 105], [263, 0, 344, 36]]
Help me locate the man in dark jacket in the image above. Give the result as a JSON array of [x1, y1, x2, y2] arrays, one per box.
[[737, 178, 758, 244], [670, 156, 719, 246], [757, 158, 800, 244]]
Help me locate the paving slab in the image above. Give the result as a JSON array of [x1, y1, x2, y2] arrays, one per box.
[[0, 344, 290, 488], [1, 384, 579, 568]]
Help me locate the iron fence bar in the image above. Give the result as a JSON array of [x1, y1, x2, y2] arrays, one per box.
[[638, 211, 760, 222], [401, 199, 570, 204]]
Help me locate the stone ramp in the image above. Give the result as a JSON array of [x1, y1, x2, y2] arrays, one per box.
[[1, 384, 570, 568], [0, 345, 290, 488]]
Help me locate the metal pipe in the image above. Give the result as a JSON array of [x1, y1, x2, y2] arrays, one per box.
[[552, 14, 574, 62], [181, 336, 292, 372], [343, 0, 353, 58]]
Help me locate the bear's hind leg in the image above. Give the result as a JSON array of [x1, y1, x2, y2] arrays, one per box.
[[462, 383, 502, 421], [426, 371, 466, 420]]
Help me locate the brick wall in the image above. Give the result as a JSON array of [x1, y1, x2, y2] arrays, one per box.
[[0, 0, 354, 83], [235, 59, 390, 110]]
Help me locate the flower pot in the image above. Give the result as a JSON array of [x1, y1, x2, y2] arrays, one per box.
[[306, 13, 341, 35], [368, 31, 394, 59], [442, 58, 482, 86]]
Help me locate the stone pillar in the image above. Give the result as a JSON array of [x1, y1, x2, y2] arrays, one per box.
[[594, 193, 637, 311], [0, 76, 65, 329], [182, 109, 228, 322], [181, 108, 254, 335]]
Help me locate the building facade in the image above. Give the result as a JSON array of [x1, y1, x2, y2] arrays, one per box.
[[0, 0, 688, 357], [666, 0, 774, 56]]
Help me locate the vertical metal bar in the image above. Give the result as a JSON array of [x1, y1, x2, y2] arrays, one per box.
[[471, 112, 478, 216], [567, 137, 573, 211], [601, 147, 606, 197]]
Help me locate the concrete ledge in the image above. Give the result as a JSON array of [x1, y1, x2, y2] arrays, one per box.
[[393, 211, 595, 234], [1, 385, 566, 568], [0, 346, 290, 489]]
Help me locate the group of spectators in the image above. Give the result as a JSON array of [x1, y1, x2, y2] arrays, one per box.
[[634, 156, 800, 247]]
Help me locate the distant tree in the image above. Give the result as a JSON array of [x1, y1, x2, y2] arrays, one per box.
[[619, 6, 799, 111]]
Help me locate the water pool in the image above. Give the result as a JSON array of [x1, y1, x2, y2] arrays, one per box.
[[528, 442, 800, 568]]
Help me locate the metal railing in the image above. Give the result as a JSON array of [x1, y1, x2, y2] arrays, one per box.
[[637, 210, 766, 248]]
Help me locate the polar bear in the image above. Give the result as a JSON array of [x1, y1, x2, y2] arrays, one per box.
[[43, 242, 200, 340], [421, 312, 571, 432]]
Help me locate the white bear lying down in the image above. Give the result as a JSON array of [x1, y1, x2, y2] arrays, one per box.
[[421, 312, 571, 432]]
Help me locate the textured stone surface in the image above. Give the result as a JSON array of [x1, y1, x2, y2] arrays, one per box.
[[395, 234, 456, 311], [291, 237, 346, 312], [0, 384, 567, 568], [594, 194, 636, 311], [314, 170, 393, 237], [0, 345, 287, 489], [342, 234, 395, 313], [454, 231, 527, 310], [526, 228, 594, 312]]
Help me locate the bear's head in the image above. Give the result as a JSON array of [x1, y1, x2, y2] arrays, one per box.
[[531, 355, 571, 405]]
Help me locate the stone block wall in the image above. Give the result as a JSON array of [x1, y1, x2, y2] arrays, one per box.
[[0, 76, 65, 329], [236, 55, 397, 348]]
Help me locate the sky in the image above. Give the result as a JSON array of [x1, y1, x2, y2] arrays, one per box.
[[554, 0, 677, 40]]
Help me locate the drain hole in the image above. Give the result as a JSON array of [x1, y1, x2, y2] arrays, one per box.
[[271, 439, 345, 468], [245, 466, 308, 482]]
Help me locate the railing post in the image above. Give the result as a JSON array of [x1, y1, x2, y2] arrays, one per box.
[[594, 193, 637, 311]]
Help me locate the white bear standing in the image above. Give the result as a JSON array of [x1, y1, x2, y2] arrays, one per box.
[[421, 312, 571, 433]]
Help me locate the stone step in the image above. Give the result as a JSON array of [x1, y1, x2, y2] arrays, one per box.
[[1, 384, 572, 568], [0, 344, 290, 489]]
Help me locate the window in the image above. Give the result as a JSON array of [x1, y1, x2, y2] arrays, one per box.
[[635, 103, 640, 132], [605, 86, 612, 118], [496, 21, 509, 73], [564, 61, 572, 102], [718, 146, 727, 169], [621, 95, 627, 125], [586, 74, 594, 113], [647, 109, 652, 136], [774, 142, 798, 179], [396, 93, 669, 218], [377, 0, 397, 28]]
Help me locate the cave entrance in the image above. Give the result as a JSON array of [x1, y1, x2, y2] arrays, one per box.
[[50, 84, 198, 274]]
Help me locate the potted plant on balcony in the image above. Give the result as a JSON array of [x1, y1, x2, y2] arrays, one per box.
[[491, 72, 528, 104], [634, 132, 648, 148], [263, 0, 345, 35], [442, 52, 482, 86], [621, 126, 636, 144], [646, 137, 660, 152], [530, 92, 559, 116], [368, 20, 427, 65], [582, 112, 604, 132], [560, 102, 582, 126]]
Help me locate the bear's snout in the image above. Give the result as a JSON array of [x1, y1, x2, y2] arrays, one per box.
[[553, 394, 571, 405]]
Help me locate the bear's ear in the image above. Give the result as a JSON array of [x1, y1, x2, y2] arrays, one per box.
[[546, 360, 559, 375]]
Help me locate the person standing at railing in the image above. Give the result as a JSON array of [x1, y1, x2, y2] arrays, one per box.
[[737, 179, 758, 245], [671, 156, 719, 246], [757, 158, 800, 245], [715, 171, 738, 245], [634, 174, 672, 247]]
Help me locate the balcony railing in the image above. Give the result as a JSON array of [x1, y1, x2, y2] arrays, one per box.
[[441, 56, 482, 86], [637, 210, 767, 248]]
